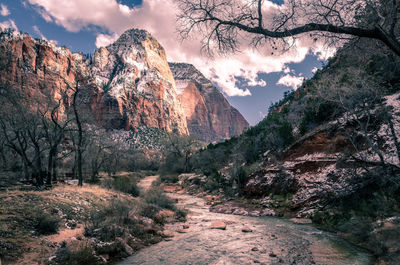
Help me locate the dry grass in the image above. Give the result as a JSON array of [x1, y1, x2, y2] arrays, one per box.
[[0, 184, 138, 264]]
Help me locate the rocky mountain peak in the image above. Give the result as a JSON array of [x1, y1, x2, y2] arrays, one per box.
[[90, 28, 187, 134], [114, 28, 152, 46], [169, 62, 249, 142]]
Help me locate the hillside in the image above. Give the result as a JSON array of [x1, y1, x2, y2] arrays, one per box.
[[178, 39, 400, 264]]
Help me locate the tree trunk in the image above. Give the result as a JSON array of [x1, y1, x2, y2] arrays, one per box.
[[46, 149, 54, 185], [77, 147, 83, 186], [72, 82, 83, 187], [52, 157, 57, 182]]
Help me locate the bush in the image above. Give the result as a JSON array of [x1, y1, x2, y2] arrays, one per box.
[[34, 212, 60, 235], [160, 174, 179, 184], [142, 187, 175, 210], [85, 199, 131, 241], [174, 207, 188, 222], [102, 176, 140, 197], [51, 245, 103, 265]]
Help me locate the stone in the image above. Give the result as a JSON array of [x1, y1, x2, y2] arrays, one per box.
[[170, 63, 249, 142], [162, 230, 174, 238], [182, 224, 190, 229], [210, 221, 227, 230], [251, 247, 259, 251], [289, 218, 312, 224], [241, 226, 253, 232], [158, 210, 175, 218], [177, 228, 189, 233], [116, 237, 134, 255]]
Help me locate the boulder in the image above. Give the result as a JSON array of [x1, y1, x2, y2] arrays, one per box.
[[241, 226, 253, 232], [210, 221, 227, 230]]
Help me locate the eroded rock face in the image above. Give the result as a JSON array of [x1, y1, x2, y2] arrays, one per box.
[[0, 28, 189, 136], [91, 29, 188, 134], [170, 63, 249, 142], [0, 28, 249, 141], [0, 30, 85, 116]]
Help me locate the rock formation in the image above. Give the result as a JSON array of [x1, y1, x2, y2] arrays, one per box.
[[0, 28, 249, 142], [170, 63, 249, 142], [91, 29, 188, 134]]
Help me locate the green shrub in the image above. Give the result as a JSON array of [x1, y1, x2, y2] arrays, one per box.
[[102, 176, 140, 197], [142, 187, 175, 210], [34, 212, 60, 235], [139, 203, 160, 219], [160, 174, 179, 184], [174, 207, 188, 222], [203, 178, 219, 192], [113, 177, 140, 196], [85, 199, 131, 241], [51, 246, 103, 265]]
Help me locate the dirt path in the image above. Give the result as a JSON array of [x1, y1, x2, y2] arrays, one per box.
[[118, 184, 372, 265], [137, 175, 159, 192]]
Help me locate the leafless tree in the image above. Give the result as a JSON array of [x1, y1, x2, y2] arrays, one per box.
[[40, 94, 73, 185], [163, 134, 201, 172], [312, 69, 400, 172], [0, 85, 47, 185], [177, 0, 400, 56]]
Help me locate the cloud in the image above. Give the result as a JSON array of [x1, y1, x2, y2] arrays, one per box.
[[33, 25, 46, 39], [277, 74, 305, 90], [0, 4, 10, 16], [312, 67, 318, 74], [0, 19, 18, 31], [27, 0, 333, 97], [95, 33, 119, 48]]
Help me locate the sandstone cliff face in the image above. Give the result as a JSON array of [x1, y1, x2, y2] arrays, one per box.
[[0, 30, 86, 116], [170, 63, 249, 142], [0, 28, 188, 135], [0, 28, 248, 142], [91, 29, 188, 134]]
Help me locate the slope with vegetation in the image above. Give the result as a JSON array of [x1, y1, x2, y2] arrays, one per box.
[[0, 172, 185, 265], [161, 39, 400, 264]]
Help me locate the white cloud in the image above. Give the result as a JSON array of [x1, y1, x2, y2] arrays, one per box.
[[277, 74, 305, 90], [283, 67, 291, 74], [33, 25, 46, 40], [0, 19, 18, 31], [27, 0, 334, 97], [95, 33, 119, 48], [0, 4, 10, 16], [312, 67, 318, 74]]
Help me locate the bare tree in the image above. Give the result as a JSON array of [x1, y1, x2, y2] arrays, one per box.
[[41, 95, 73, 185], [0, 85, 47, 185], [177, 0, 400, 56], [163, 134, 201, 172], [70, 81, 84, 186], [312, 68, 400, 171]]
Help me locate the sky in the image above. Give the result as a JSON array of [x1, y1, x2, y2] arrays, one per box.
[[0, 0, 331, 125]]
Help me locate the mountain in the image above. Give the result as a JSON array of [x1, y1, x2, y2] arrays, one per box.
[[0, 28, 248, 142], [170, 63, 249, 142], [90, 29, 188, 134]]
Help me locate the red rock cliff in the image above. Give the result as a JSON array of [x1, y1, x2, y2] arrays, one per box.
[[170, 63, 249, 142]]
